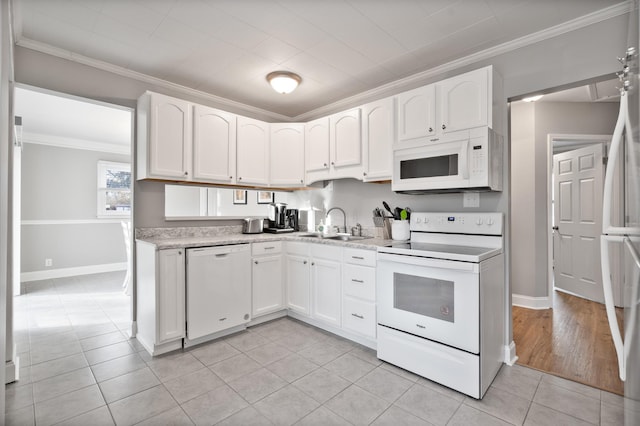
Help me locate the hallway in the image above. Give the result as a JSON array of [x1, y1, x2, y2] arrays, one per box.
[[513, 290, 624, 395]]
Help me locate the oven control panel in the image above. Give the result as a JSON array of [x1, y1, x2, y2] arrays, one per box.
[[410, 212, 503, 235]]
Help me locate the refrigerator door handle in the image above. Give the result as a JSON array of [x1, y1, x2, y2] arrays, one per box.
[[602, 94, 627, 234], [601, 235, 626, 380]]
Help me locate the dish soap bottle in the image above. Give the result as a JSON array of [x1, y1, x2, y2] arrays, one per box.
[[317, 220, 325, 234]]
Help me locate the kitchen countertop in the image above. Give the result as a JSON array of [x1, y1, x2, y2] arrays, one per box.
[[136, 231, 392, 251]]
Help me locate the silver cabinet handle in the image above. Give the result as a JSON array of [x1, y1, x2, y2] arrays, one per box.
[[303, 260, 307, 264], [219, 317, 227, 322], [323, 163, 327, 167], [230, 176, 233, 179], [331, 162, 335, 166], [430, 138, 439, 142], [352, 256, 364, 260], [184, 171, 188, 176], [351, 279, 364, 283], [442, 124, 446, 130], [238, 177, 242, 180], [311, 262, 315, 266], [351, 313, 364, 319], [416, 324, 426, 329], [428, 127, 433, 132], [254, 260, 258, 264], [264, 246, 275, 250]]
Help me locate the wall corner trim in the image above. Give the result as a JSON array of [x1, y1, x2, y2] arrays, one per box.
[[512, 294, 552, 310], [504, 341, 518, 366]]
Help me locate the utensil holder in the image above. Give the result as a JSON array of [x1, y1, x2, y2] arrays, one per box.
[[391, 220, 410, 240]]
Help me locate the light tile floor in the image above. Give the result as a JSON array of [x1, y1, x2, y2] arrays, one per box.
[[6, 272, 625, 425]]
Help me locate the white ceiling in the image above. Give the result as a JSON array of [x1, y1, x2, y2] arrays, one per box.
[[13, 87, 132, 153], [12, 0, 627, 118]]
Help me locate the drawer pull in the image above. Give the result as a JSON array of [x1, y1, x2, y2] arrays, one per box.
[[351, 313, 364, 319], [264, 246, 276, 250], [219, 317, 227, 322], [351, 279, 364, 283], [416, 324, 426, 329], [351, 256, 364, 260]]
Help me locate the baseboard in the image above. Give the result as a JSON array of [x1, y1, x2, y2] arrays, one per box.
[[504, 341, 518, 366], [21, 262, 127, 282], [512, 294, 551, 310]]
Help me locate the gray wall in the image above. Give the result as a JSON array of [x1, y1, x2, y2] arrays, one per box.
[[510, 101, 619, 298], [21, 143, 130, 272]]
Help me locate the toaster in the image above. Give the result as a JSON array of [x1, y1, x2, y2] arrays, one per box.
[[242, 218, 264, 234]]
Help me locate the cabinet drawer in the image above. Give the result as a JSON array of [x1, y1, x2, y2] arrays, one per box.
[[252, 241, 282, 256], [286, 241, 309, 256], [343, 264, 375, 301], [343, 297, 376, 338], [343, 248, 376, 267]]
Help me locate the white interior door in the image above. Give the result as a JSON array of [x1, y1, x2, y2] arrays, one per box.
[[553, 144, 604, 302]]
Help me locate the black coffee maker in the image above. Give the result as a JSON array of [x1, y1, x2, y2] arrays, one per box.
[[285, 209, 299, 231]]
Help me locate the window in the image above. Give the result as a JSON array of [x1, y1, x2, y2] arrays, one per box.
[[97, 161, 131, 217]]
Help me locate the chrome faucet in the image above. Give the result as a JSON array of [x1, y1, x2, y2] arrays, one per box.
[[326, 207, 347, 233]]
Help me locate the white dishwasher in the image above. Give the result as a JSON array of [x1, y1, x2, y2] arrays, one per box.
[[186, 244, 251, 342]]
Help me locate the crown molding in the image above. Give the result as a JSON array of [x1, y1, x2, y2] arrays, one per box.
[[22, 131, 131, 156], [14, 1, 632, 121], [292, 1, 632, 121], [14, 38, 293, 122]]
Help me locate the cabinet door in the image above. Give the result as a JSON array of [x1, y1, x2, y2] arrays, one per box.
[[311, 257, 342, 327], [439, 68, 489, 134], [396, 85, 436, 144], [193, 105, 236, 183], [330, 108, 361, 168], [270, 123, 305, 186], [157, 249, 185, 343], [362, 98, 394, 181], [305, 117, 330, 173], [149, 93, 191, 179], [252, 255, 284, 317], [285, 254, 310, 316], [237, 116, 269, 185]]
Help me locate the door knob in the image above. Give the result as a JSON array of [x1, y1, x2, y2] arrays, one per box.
[[552, 226, 559, 231]]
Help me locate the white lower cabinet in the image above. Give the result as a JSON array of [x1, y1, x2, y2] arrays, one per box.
[[285, 242, 311, 316], [342, 248, 377, 339], [136, 243, 185, 356], [310, 245, 342, 327], [252, 242, 284, 317]]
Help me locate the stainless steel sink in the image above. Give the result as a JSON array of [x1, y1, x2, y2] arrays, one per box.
[[326, 235, 372, 241], [296, 233, 371, 241]]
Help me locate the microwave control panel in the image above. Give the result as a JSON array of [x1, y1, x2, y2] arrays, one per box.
[[469, 140, 488, 180]]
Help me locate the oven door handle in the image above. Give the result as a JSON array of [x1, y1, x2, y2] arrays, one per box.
[[378, 253, 477, 272]]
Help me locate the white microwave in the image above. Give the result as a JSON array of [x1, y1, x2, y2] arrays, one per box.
[[392, 127, 502, 193]]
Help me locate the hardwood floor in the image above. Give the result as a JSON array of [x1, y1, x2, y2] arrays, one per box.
[[512, 290, 624, 395]]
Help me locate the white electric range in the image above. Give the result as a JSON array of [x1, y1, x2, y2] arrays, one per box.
[[376, 212, 505, 399]]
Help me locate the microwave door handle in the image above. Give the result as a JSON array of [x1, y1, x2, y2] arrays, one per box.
[[460, 139, 470, 179]]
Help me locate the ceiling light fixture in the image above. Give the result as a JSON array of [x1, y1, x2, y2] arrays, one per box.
[[522, 94, 544, 102], [267, 71, 302, 94]]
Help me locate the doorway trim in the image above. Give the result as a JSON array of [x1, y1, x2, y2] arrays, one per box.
[[546, 133, 615, 308]]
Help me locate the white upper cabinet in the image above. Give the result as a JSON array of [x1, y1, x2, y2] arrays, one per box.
[[330, 108, 361, 168], [362, 97, 394, 181], [270, 123, 305, 186], [396, 66, 493, 146], [138, 92, 192, 180], [305, 109, 362, 184], [439, 67, 489, 134], [193, 105, 236, 183], [236, 116, 269, 186], [396, 84, 436, 144], [305, 117, 330, 173]]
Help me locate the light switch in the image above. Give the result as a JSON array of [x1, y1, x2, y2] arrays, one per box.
[[463, 192, 480, 208]]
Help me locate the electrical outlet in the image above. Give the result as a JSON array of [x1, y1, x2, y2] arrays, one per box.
[[463, 192, 480, 208], [45, 258, 53, 267]]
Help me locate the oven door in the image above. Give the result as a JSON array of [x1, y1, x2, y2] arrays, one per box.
[[392, 138, 471, 192], [377, 252, 480, 353]]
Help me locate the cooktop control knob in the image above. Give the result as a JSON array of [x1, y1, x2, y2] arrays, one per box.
[[415, 217, 422, 224], [476, 218, 483, 225], [487, 218, 494, 226]]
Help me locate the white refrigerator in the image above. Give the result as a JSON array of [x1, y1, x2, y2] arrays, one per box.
[[601, 3, 640, 424]]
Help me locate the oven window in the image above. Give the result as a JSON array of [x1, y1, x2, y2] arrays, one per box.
[[393, 272, 454, 322], [400, 154, 458, 179]]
